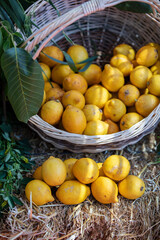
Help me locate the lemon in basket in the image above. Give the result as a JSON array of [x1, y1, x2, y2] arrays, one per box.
[[130, 65, 152, 89], [67, 44, 88, 68], [39, 46, 64, 67], [64, 158, 78, 181], [46, 87, 65, 102], [62, 90, 85, 109], [80, 64, 102, 85], [82, 104, 102, 122], [150, 60, 160, 75], [113, 43, 135, 61], [41, 90, 46, 107], [136, 45, 158, 67], [118, 84, 140, 107], [120, 112, 144, 131], [62, 105, 86, 134], [118, 175, 145, 199], [101, 64, 125, 92], [56, 180, 90, 205], [146, 42, 160, 59], [42, 156, 66, 186], [25, 179, 54, 206], [147, 75, 160, 97], [72, 158, 99, 184], [110, 54, 133, 76], [83, 120, 109, 135], [104, 119, 120, 134], [91, 176, 118, 204], [51, 64, 73, 85], [44, 81, 60, 93], [102, 155, 130, 181], [63, 73, 88, 94], [39, 62, 51, 82]]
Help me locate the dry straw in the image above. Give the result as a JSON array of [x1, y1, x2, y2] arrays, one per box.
[[25, 0, 160, 152]]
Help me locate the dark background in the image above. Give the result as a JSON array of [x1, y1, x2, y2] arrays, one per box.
[[19, 0, 37, 10]]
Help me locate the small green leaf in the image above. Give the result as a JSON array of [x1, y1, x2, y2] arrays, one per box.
[[7, 196, 15, 209], [2, 132, 11, 141], [62, 31, 75, 45], [41, 51, 67, 65], [115, 2, 153, 13], [11, 195, 23, 206], [78, 61, 92, 73], [78, 56, 97, 64], [0, 172, 6, 180], [63, 51, 78, 73], [4, 152, 11, 162], [0, 6, 14, 30], [3, 36, 13, 51], [0, 30, 3, 56]]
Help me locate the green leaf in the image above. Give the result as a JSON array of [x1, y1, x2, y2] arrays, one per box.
[[0, 30, 3, 56], [78, 56, 97, 64], [0, 6, 14, 30], [11, 195, 23, 206], [20, 177, 33, 186], [62, 31, 75, 45], [0, 172, 6, 180], [7, 196, 15, 209], [2, 36, 13, 51], [78, 61, 92, 73], [4, 152, 11, 162], [115, 2, 153, 13], [8, 0, 25, 25], [63, 51, 78, 73], [1, 47, 44, 123]]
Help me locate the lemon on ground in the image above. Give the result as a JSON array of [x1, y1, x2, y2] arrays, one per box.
[[110, 54, 133, 76], [67, 45, 89, 69], [135, 94, 159, 117], [85, 84, 112, 109], [150, 60, 160, 75], [63, 73, 88, 94], [103, 155, 130, 181], [136, 45, 158, 67], [56, 180, 90, 205], [82, 104, 102, 122], [72, 158, 99, 184], [39, 62, 51, 82], [25, 180, 54, 206], [51, 64, 73, 85], [120, 112, 143, 131], [101, 64, 125, 92], [46, 87, 65, 101], [103, 98, 126, 122], [147, 74, 160, 97], [41, 100, 63, 125], [118, 84, 140, 107], [41, 90, 46, 107], [118, 175, 145, 199], [39, 46, 64, 68], [83, 120, 109, 135], [91, 176, 118, 204], [130, 66, 152, 89], [62, 90, 85, 109], [62, 105, 86, 134], [33, 166, 42, 180], [44, 81, 60, 93], [97, 163, 105, 177], [104, 119, 120, 134], [64, 158, 78, 181], [113, 43, 135, 61], [80, 64, 102, 85], [42, 156, 66, 186]]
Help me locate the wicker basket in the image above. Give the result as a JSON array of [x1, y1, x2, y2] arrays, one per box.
[[25, 0, 160, 153]]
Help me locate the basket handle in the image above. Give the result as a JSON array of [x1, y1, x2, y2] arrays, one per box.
[[25, 0, 160, 60]]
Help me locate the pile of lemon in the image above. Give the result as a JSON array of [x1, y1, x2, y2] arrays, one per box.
[[38, 42, 160, 135], [25, 155, 145, 206]]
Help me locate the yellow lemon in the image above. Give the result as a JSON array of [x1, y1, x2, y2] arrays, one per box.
[[42, 156, 66, 186], [113, 43, 135, 61], [150, 60, 160, 75], [64, 158, 78, 181], [146, 42, 160, 59], [33, 166, 42, 180], [97, 163, 105, 177], [120, 112, 144, 131], [62, 90, 85, 109], [118, 175, 145, 199], [72, 158, 99, 184], [136, 45, 158, 67], [41, 100, 63, 125], [63, 73, 88, 94], [44, 81, 60, 93], [67, 45, 89, 69], [110, 54, 133, 76], [103, 155, 130, 181], [41, 90, 46, 107], [46, 87, 65, 101], [103, 98, 126, 122], [91, 176, 118, 204], [104, 119, 120, 134], [25, 180, 54, 206], [80, 64, 102, 85], [83, 120, 109, 135], [135, 94, 159, 117], [101, 64, 125, 92], [82, 104, 102, 122], [147, 74, 160, 97], [85, 84, 111, 108], [39, 62, 51, 82], [130, 66, 152, 89], [39, 46, 64, 68], [56, 180, 90, 205], [118, 84, 140, 107], [51, 64, 73, 85]]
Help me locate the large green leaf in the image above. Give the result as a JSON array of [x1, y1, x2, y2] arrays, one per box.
[[1, 47, 44, 123]]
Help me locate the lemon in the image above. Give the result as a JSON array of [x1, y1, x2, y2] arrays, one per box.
[[51, 64, 73, 85], [44, 81, 60, 93], [56, 180, 90, 205], [91, 176, 118, 204], [83, 105, 102, 122], [110, 54, 133, 76], [72, 158, 99, 184], [62, 90, 85, 109], [150, 60, 160, 75], [118, 84, 140, 107], [146, 42, 160, 59], [136, 45, 158, 67], [101, 64, 125, 92], [147, 75, 160, 97], [97, 163, 105, 177], [120, 112, 143, 131], [118, 175, 145, 199], [113, 43, 135, 61], [42, 156, 66, 186], [102, 155, 130, 181], [130, 66, 152, 89], [63, 73, 88, 94], [39, 62, 51, 82], [80, 64, 102, 85], [83, 120, 109, 135], [64, 158, 78, 181], [39, 46, 64, 67], [104, 119, 120, 134], [33, 166, 42, 180], [67, 44, 89, 69], [46, 87, 65, 101], [25, 180, 54, 206], [41, 90, 46, 107]]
